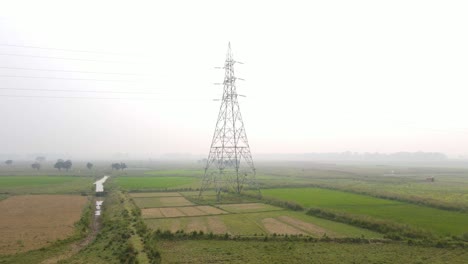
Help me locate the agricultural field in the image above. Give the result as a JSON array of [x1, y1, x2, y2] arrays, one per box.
[[255, 162, 468, 211], [135, 192, 382, 238], [261, 188, 468, 236], [0, 176, 94, 194], [0, 194, 88, 254], [158, 240, 468, 264], [115, 176, 198, 190], [2, 161, 468, 263]]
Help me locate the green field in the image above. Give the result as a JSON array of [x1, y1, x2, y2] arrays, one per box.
[[255, 163, 468, 211], [0, 176, 93, 194], [157, 240, 468, 264], [115, 176, 198, 190], [2, 162, 468, 263], [133, 196, 193, 208], [262, 188, 468, 236], [144, 169, 203, 177]]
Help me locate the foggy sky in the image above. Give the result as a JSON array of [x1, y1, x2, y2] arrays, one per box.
[[1, 1, 468, 159]]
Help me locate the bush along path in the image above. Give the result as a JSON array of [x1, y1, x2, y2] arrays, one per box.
[[40, 197, 99, 264], [62, 187, 161, 264]]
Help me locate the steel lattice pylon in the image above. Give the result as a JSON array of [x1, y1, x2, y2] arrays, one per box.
[[199, 43, 260, 201]]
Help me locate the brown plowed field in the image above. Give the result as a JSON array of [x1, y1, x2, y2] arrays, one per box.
[[261, 218, 306, 235], [207, 216, 228, 234], [160, 207, 185, 217], [196, 205, 227, 215], [186, 217, 208, 233], [0, 195, 88, 254], [143, 206, 226, 218], [177, 206, 206, 216], [277, 216, 328, 236], [141, 208, 164, 218]]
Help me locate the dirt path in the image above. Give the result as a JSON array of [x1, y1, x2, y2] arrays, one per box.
[[40, 199, 102, 264]]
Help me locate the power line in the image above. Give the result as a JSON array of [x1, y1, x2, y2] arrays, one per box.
[[0, 74, 140, 82], [0, 94, 155, 100], [0, 94, 210, 101], [0, 53, 145, 64], [0, 66, 148, 76], [0, 87, 161, 95], [0, 43, 145, 57]]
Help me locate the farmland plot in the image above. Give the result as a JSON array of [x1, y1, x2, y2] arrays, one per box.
[[142, 205, 227, 219], [144, 210, 382, 238], [262, 188, 468, 236], [0, 195, 88, 254], [219, 203, 283, 213], [133, 196, 193, 208]]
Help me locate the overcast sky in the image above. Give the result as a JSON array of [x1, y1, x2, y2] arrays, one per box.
[[0, 0, 467, 159]]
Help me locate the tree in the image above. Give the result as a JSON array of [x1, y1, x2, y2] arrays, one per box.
[[111, 163, 121, 170], [63, 160, 72, 171], [5, 160, 13, 166], [54, 159, 65, 171], [86, 162, 93, 170], [31, 162, 41, 170], [111, 162, 127, 171]]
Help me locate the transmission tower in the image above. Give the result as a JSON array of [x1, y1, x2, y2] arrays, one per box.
[[199, 43, 260, 201]]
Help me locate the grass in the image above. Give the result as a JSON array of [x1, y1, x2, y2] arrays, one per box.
[[262, 188, 468, 236], [0, 176, 93, 194], [157, 240, 468, 264], [115, 176, 198, 190], [218, 203, 284, 213], [144, 169, 203, 177]]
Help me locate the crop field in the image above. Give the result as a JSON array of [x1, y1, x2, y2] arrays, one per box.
[[142, 205, 228, 218], [254, 162, 468, 211], [145, 209, 382, 238], [262, 188, 468, 236], [0, 194, 88, 254], [1, 162, 468, 263], [115, 176, 198, 190], [133, 196, 194, 208], [0, 176, 94, 194], [129, 192, 182, 198], [158, 240, 468, 264], [136, 191, 382, 238], [144, 169, 204, 177], [122, 163, 468, 211], [218, 203, 283, 213]]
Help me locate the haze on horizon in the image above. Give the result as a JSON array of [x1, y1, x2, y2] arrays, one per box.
[[1, 1, 468, 160]]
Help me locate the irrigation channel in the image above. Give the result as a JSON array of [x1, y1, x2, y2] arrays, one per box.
[[94, 175, 109, 217]]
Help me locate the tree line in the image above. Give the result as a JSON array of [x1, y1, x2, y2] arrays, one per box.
[[4, 157, 127, 172]]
